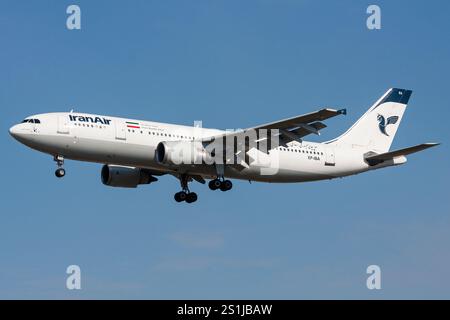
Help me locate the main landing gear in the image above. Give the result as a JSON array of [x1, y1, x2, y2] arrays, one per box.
[[174, 174, 198, 203], [208, 177, 232, 192], [54, 155, 66, 178]]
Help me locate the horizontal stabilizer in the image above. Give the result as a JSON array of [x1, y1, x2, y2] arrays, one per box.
[[365, 143, 439, 166]]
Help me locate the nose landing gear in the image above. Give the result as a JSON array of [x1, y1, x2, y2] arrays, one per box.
[[54, 155, 66, 178], [55, 168, 66, 178]]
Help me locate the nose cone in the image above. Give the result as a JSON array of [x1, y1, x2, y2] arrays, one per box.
[[9, 124, 19, 138], [9, 124, 32, 145]]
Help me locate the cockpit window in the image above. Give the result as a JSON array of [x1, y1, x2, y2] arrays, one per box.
[[21, 119, 41, 124]]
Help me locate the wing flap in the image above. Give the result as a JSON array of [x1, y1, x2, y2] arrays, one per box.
[[289, 121, 327, 138]]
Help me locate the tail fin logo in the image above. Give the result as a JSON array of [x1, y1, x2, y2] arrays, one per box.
[[377, 114, 399, 136]]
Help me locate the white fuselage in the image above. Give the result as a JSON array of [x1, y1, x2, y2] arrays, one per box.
[[9, 112, 394, 183]]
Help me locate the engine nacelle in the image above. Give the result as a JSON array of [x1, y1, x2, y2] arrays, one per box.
[[155, 141, 213, 166], [101, 165, 157, 188]]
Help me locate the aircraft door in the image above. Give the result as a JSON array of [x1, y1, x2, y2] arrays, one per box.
[[115, 120, 127, 140], [57, 115, 70, 134], [324, 147, 335, 166]]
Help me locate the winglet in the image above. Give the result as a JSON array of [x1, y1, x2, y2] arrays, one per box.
[[338, 108, 347, 115]]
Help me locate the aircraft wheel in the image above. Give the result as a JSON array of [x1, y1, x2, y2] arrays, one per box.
[[186, 192, 198, 203], [55, 168, 66, 178], [208, 179, 221, 190], [220, 180, 232, 191], [174, 191, 187, 202]]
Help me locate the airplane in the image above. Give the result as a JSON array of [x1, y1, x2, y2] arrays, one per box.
[[9, 88, 439, 203]]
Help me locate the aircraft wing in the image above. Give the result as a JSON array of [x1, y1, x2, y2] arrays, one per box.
[[199, 108, 346, 170], [250, 108, 346, 131], [203, 108, 346, 144]]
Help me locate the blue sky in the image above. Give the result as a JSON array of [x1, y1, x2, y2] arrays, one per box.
[[0, 0, 449, 299]]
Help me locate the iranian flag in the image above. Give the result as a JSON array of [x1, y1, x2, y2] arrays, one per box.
[[126, 121, 140, 129]]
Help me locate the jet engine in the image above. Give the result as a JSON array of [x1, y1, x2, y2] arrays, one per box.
[[101, 165, 158, 188], [155, 141, 213, 166]]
